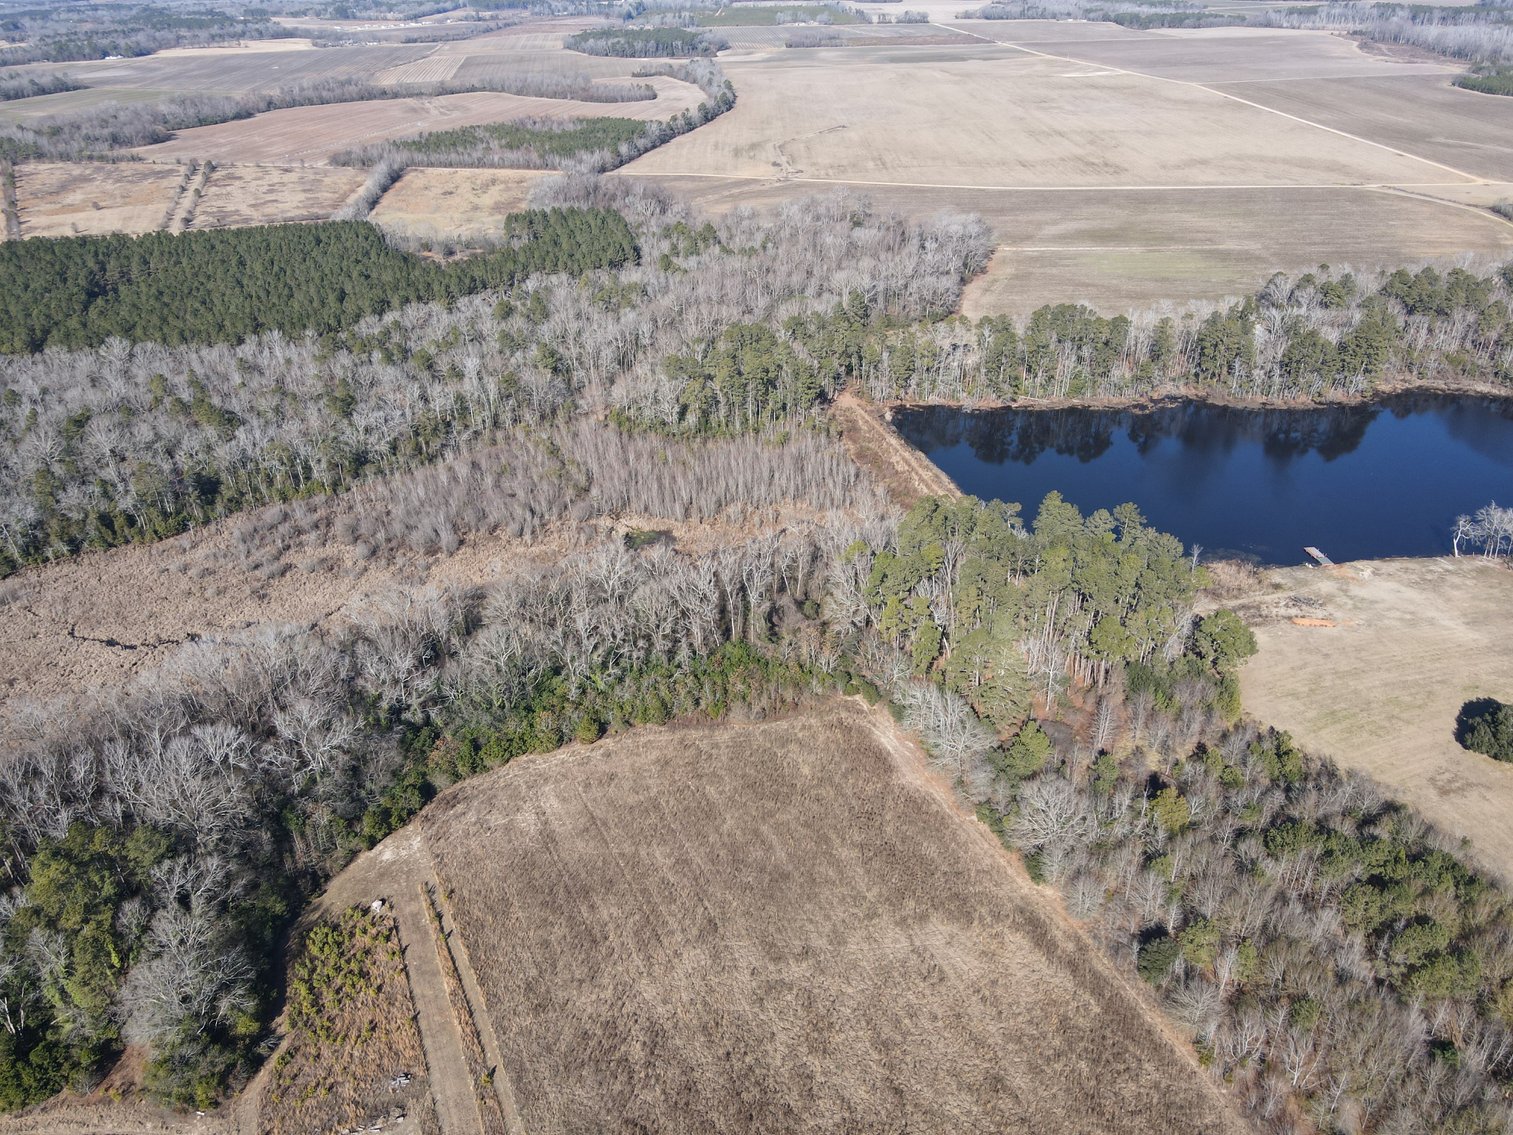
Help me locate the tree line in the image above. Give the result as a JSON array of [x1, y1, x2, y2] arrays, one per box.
[[565, 26, 727, 57], [0, 4, 290, 68], [331, 61, 733, 178], [830, 262, 1513, 404], [855, 493, 1513, 1134], [0, 72, 80, 103], [0, 74, 656, 164]]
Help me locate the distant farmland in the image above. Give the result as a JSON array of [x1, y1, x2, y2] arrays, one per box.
[[620, 21, 1513, 312], [421, 702, 1248, 1135]]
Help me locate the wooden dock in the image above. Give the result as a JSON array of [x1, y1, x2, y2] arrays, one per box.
[[1304, 546, 1334, 567]]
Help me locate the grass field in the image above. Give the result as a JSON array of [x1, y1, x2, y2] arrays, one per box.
[[420, 703, 1247, 1134], [13, 161, 184, 236], [1238, 558, 1513, 884], [370, 166, 547, 241], [189, 163, 366, 228]]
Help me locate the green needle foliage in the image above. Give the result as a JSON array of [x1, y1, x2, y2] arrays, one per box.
[[0, 209, 637, 353]]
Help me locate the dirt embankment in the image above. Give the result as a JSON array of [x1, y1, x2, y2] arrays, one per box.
[[831, 391, 960, 506]]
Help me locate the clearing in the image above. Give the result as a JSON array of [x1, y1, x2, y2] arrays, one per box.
[[370, 166, 548, 242], [12, 161, 185, 237], [1237, 557, 1513, 883], [418, 701, 1248, 1134]]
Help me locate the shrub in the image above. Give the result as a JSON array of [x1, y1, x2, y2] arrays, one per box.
[[1457, 698, 1513, 761]]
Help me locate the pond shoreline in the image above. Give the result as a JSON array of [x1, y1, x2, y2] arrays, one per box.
[[868, 374, 1513, 418]]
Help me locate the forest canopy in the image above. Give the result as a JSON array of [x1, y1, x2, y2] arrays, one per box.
[[0, 209, 637, 353]]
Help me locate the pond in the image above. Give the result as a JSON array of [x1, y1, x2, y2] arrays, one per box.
[[892, 394, 1513, 564]]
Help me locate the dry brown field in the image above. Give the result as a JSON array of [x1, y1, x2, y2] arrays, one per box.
[[962, 22, 1459, 82], [420, 703, 1248, 1135], [1214, 74, 1513, 184], [618, 174, 1513, 314], [625, 47, 1443, 187], [190, 163, 366, 228], [0, 86, 167, 122], [1238, 557, 1513, 884], [133, 80, 702, 164], [44, 43, 433, 95], [369, 166, 547, 241], [616, 21, 1513, 313], [12, 161, 184, 236]]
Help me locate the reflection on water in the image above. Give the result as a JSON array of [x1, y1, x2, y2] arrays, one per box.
[[894, 394, 1513, 564]]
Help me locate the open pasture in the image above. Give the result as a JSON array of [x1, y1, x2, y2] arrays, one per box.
[[1239, 558, 1513, 885], [13, 160, 184, 237], [421, 703, 1248, 1135], [370, 166, 547, 242], [133, 81, 700, 164]]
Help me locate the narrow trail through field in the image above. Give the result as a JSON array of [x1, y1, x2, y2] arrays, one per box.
[[937, 21, 1489, 186]]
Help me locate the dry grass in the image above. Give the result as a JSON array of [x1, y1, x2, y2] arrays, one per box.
[[262, 906, 437, 1135], [420, 884, 508, 1135], [421, 701, 1247, 1135], [191, 164, 367, 228], [369, 167, 547, 242], [1238, 557, 1513, 883], [13, 161, 183, 237]]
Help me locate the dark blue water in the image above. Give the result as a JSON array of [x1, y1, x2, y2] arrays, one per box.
[[893, 395, 1513, 564]]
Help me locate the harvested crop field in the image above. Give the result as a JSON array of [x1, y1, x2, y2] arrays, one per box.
[[620, 21, 1513, 312], [619, 175, 1513, 313], [625, 47, 1448, 187], [1238, 558, 1513, 884], [1213, 74, 1513, 184], [13, 160, 184, 237], [370, 166, 547, 241], [133, 81, 702, 164], [47, 43, 432, 95], [420, 702, 1247, 1134]]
